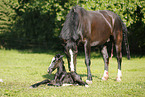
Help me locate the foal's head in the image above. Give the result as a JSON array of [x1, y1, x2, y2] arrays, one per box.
[[47, 54, 64, 74]]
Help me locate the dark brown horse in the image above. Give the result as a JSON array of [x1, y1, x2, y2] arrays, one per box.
[[60, 6, 130, 83]]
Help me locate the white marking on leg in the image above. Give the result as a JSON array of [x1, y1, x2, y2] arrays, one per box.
[[102, 70, 109, 80], [117, 69, 122, 81], [69, 49, 74, 72], [118, 69, 122, 77]]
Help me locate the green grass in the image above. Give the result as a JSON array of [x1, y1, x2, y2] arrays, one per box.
[[0, 49, 145, 97]]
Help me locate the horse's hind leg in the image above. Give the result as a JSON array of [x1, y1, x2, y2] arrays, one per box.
[[115, 43, 122, 81], [113, 17, 123, 81], [100, 45, 109, 80], [114, 30, 123, 81]]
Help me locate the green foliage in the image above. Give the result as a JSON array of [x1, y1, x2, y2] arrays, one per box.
[[0, 0, 145, 53], [75, 0, 145, 26]]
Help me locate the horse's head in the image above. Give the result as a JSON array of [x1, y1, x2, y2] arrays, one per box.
[[59, 6, 87, 72], [59, 6, 81, 42], [47, 54, 64, 74]]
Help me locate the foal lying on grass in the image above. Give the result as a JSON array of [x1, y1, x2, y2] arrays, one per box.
[[30, 54, 88, 88]]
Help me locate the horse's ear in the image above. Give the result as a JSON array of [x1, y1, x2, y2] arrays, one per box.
[[73, 8, 76, 12], [72, 8, 75, 12], [72, 6, 76, 12]]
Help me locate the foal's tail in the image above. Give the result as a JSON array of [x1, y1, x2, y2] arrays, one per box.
[[121, 21, 131, 60]]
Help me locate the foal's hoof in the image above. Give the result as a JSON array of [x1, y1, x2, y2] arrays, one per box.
[[86, 80, 92, 84], [85, 84, 89, 87], [116, 77, 121, 82], [29, 86, 35, 88], [62, 84, 73, 86], [0, 79, 3, 82]]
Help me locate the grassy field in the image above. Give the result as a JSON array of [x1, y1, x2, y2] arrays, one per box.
[[0, 49, 145, 97]]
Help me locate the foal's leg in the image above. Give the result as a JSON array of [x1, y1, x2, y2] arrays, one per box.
[[100, 46, 109, 80], [84, 40, 92, 83], [30, 79, 50, 88], [71, 72, 88, 87]]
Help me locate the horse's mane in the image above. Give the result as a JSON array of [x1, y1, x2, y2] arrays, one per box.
[[60, 6, 87, 41]]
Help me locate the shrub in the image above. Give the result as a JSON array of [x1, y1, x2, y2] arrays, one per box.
[[0, 0, 144, 54]]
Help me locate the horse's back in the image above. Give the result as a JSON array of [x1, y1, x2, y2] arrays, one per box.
[[99, 10, 122, 32], [87, 11, 113, 46], [86, 10, 123, 46]]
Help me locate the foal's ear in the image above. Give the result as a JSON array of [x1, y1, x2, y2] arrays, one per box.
[[59, 55, 64, 59]]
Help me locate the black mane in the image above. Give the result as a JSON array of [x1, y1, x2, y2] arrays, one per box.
[[60, 6, 87, 41]]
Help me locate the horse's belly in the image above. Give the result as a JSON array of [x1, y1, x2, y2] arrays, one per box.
[[90, 32, 110, 46], [90, 40, 108, 46], [90, 41, 101, 46], [90, 28, 111, 46]]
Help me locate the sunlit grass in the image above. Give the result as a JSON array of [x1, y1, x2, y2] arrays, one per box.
[[0, 49, 145, 97]]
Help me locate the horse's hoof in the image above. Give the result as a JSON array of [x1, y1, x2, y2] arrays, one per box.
[[102, 70, 109, 81], [116, 77, 121, 82], [86, 80, 92, 84], [102, 76, 109, 81]]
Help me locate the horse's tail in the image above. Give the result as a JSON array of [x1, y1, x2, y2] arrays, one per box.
[[121, 21, 131, 60]]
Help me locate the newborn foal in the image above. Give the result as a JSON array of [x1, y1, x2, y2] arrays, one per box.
[[30, 54, 88, 88]]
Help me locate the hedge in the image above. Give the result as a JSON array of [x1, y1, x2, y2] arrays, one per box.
[[0, 0, 145, 54]]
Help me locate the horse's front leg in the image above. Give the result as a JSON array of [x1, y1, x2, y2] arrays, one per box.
[[66, 48, 78, 72], [100, 45, 109, 80], [84, 40, 92, 84]]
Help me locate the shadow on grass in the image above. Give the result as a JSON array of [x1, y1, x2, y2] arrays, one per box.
[[42, 73, 55, 80], [41, 68, 129, 82], [16, 47, 142, 59], [15, 48, 103, 59], [79, 73, 119, 82], [42, 72, 99, 81], [79, 74, 98, 79]]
